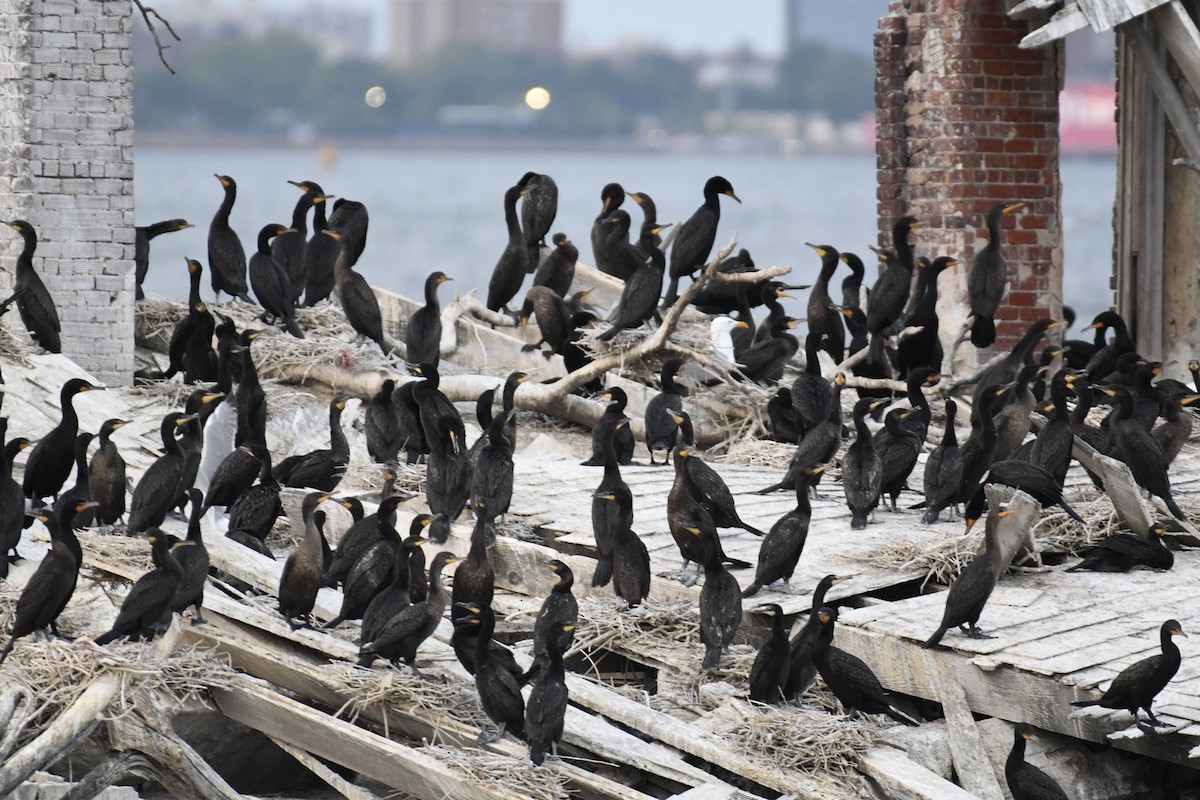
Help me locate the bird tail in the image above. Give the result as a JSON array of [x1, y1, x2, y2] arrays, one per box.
[[970, 316, 996, 348], [236, 292, 253, 304], [1163, 493, 1187, 522], [741, 581, 763, 599], [662, 276, 681, 309], [1059, 499, 1086, 524], [283, 315, 306, 339], [521, 656, 545, 686], [323, 614, 346, 629], [850, 511, 869, 531], [920, 509, 940, 525], [591, 555, 614, 587], [597, 324, 621, 342], [739, 521, 766, 537], [723, 556, 753, 570], [356, 652, 376, 668], [868, 333, 885, 366], [530, 745, 547, 766], [1070, 699, 1101, 708], [920, 626, 947, 650], [93, 630, 119, 646], [886, 706, 921, 727], [754, 481, 786, 495], [702, 644, 722, 670]]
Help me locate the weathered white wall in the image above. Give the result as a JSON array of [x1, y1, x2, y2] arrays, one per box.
[[0, 0, 135, 386]]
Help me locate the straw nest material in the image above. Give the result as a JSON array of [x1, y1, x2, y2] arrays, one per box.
[[421, 744, 569, 800], [729, 702, 874, 778], [721, 436, 797, 470], [0, 322, 36, 364], [320, 662, 492, 734]]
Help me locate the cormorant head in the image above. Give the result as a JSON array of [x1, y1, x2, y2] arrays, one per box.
[[704, 175, 740, 203]]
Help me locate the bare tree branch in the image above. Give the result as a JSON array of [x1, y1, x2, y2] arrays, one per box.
[[132, 1, 181, 74]]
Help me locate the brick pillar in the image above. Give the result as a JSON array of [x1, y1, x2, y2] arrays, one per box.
[[875, 0, 1063, 369], [0, 0, 135, 386]]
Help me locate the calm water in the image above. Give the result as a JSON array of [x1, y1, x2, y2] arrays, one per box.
[[133, 146, 1116, 324]]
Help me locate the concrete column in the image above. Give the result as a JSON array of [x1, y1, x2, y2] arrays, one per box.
[[0, 0, 135, 386]]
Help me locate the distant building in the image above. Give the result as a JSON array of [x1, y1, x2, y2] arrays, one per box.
[[388, 0, 563, 67]]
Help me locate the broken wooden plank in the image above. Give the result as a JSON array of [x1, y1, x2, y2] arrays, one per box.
[[1150, 0, 1200, 99], [1123, 17, 1200, 166], [930, 657, 1005, 800], [266, 737, 380, 800], [1020, 3, 1090, 47], [858, 745, 981, 800]]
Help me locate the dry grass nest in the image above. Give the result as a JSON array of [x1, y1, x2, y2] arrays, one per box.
[[320, 662, 492, 735], [729, 701, 874, 780], [421, 744, 569, 800], [721, 436, 796, 469]]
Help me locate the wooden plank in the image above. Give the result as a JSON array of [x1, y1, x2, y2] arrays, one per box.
[[857, 746, 981, 800], [1151, 0, 1200, 98], [1020, 4, 1090, 48], [1123, 19, 1200, 166], [1080, 0, 1171, 31], [266, 737, 377, 800], [931, 659, 1005, 800]]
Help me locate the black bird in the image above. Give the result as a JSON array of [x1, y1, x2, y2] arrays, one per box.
[[525, 621, 572, 765], [163, 258, 218, 383], [1100, 384, 1187, 520], [471, 411, 516, 522], [812, 606, 918, 725], [629, 191, 664, 257], [458, 602, 527, 744], [756, 373, 846, 495], [697, 532, 743, 670], [748, 604, 789, 704], [393, 380, 428, 465], [275, 396, 350, 492], [784, 574, 844, 702], [365, 379, 403, 464], [790, 332, 833, 435], [249, 223, 305, 338], [603, 210, 645, 283], [738, 316, 800, 385], [1005, 725, 1069, 800], [94, 530, 185, 644], [866, 217, 921, 364], [406, 271, 451, 367], [207, 174, 252, 303], [601, 492, 650, 608], [971, 460, 1086, 525], [672, 411, 764, 537], [877, 409, 923, 513], [324, 497, 408, 629], [278, 493, 331, 628], [532, 233, 577, 298], [235, 328, 268, 447], [1067, 523, 1173, 573], [0, 430, 31, 576], [487, 184, 529, 314], [957, 385, 1008, 506], [127, 413, 194, 534], [897, 256, 956, 375], [324, 495, 409, 588], [892, 366, 940, 443], [972, 318, 1060, 417], [301, 189, 338, 307], [564, 310, 603, 394], [358, 551, 457, 672], [23, 378, 97, 503], [668, 445, 751, 582], [449, 590, 523, 682], [644, 358, 685, 465], [1152, 390, 1198, 467], [519, 286, 572, 357], [524, 560, 578, 685], [327, 197, 369, 267], [841, 305, 891, 400], [451, 504, 496, 627], [922, 400, 964, 525], [1071, 619, 1185, 730], [404, 514, 433, 604], [840, 251, 867, 310], [134, 218, 192, 300], [361, 530, 429, 645], [1030, 370, 1075, 487], [590, 182, 625, 277], [273, 180, 328, 305], [517, 171, 558, 271], [3, 220, 62, 353], [171, 489, 210, 624], [591, 421, 633, 588], [597, 223, 669, 341], [664, 176, 740, 306], [968, 202, 1025, 348], [583, 388, 636, 466], [1081, 310, 1135, 383], [754, 283, 793, 345], [843, 398, 884, 530], [766, 388, 801, 444], [922, 507, 1012, 648], [53, 433, 95, 530], [225, 446, 282, 541], [993, 362, 1040, 462], [743, 465, 824, 599], [804, 243, 844, 363], [327, 229, 392, 356]]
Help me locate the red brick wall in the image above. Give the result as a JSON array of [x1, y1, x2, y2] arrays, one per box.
[[875, 0, 1063, 363]]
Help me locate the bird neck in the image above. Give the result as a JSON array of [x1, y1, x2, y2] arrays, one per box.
[[329, 406, 349, 460], [424, 277, 442, 307], [504, 193, 522, 242], [940, 416, 958, 448], [1005, 734, 1027, 776], [290, 195, 313, 234], [217, 183, 237, 219]]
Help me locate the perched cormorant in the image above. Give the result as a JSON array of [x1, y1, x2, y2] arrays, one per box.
[[922, 400, 964, 524], [526, 622, 572, 765], [275, 396, 350, 492], [1071, 619, 1185, 730], [742, 465, 823, 598], [866, 217, 921, 364], [755, 373, 846, 495], [597, 224, 669, 341], [358, 551, 457, 672], [301, 188, 340, 307], [517, 171, 558, 272], [459, 602, 527, 743], [898, 256, 956, 375], [804, 243, 844, 363], [603, 211, 644, 283], [967, 202, 1024, 348], [2, 220, 61, 353], [323, 496, 408, 629], [664, 176, 740, 306], [601, 491, 650, 607], [839, 251, 867, 311], [1030, 371, 1075, 487], [564, 310, 603, 393], [326, 229, 392, 356], [52, 432, 95, 530], [94, 530, 185, 644], [968, 460, 1086, 525], [629, 191, 663, 257], [487, 184, 529, 314], [956, 385, 1008, 505], [811, 606, 918, 725], [784, 574, 844, 701], [278, 493, 331, 628], [207, 175, 252, 303], [134, 218, 192, 300], [126, 412, 194, 534], [1100, 385, 1187, 520], [171, 489, 210, 623], [738, 316, 800, 385], [644, 358, 685, 465], [766, 388, 801, 444], [163, 258, 218, 383], [789, 332, 833, 435], [1153, 391, 1198, 466], [1081, 310, 1135, 383], [532, 233, 577, 298], [697, 531, 742, 670], [590, 182, 625, 277], [1005, 725, 1069, 800], [922, 508, 1011, 648], [668, 445, 750, 581], [524, 560, 578, 686], [23, 379, 96, 502], [1067, 523, 1173, 573], [249, 223, 305, 338], [583, 388, 636, 466], [843, 398, 884, 530], [471, 411, 516, 522], [877, 409, 923, 512], [273, 180, 327, 305], [754, 283, 792, 345], [225, 446, 282, 541], [0, 430, 30, 576], [327, 198, 369, 266], [235, 329, 267, 447], [361, 529, 429, 644], [671, 411, 764, 537], [366, 380, 403, 464], [992, 363, 1039, 462], [393, 379, 428, 465], [519, 286, 572, 357], [748, 604, 790, 704], [406, 271, 451, 367], [591, 421, 633, 588]]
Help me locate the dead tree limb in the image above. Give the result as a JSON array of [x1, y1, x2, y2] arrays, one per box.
[[132, 1, 181, 74], [61, 751, 157, 800]]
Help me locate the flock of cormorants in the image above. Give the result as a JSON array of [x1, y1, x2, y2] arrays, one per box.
[[0, 167, 1193, 785]]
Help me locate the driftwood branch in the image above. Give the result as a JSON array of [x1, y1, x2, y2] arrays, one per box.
[[829, 325, 922, 394], [0, 686, 33, 762], [132, 1, 181, 74]]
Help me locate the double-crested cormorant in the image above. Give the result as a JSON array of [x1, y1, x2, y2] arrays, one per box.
[[472, 411, 516, 521], [970, 460, 1085, 525], [672, 412, 764, 537], [742, 465, 823, 598], [784, 574, 843, 701], [94, 530, 185, 644], [644, 359, 685, 465], [525, 560, 578, 685], [207, 175, 252, 303], [697, 532, 743, 670], [1071, 619, 1185, 729], [327, 198, 369, 267], [590, 182, 625, 277], [1029, 371, 1075, 487], [53, 432, 95, 530], [451, 507, 496, 626], [668, 445, 750, 582], [922, 507, 1011, 648], [1067, 523, 1173, 572], [564, 308, 603, 388], [359, 551, 457, 671], [756, 373, 846, 495], [664, 176, 740, 305], [1153, 391, 1198, 466], [0, 429, 30, 576], [407, 271, 451, 367], [967, 202, 1024, 348], [532, 233, 577, 298], [841, 305, 891, 400], [748, 604, 789, 703], [843, 398, 884, 529], [601, 491, 650, 607], [413, 365, 470, 531], [993, 362, 1039, 462], [840, 251, 867, 310], [866, 217, 921, 364], [583, 388, 636, 466], [603, 211, 644, 283], [812, 606, 918, 725], [957, 385, 1008, 505], [1005, 725, 1069, 800], [487, 184, 529, 313], [898, 256, 956, 375], [459, 602, 526, 743], [519, 286, 572, 357], [235, 328, 267, 447], [790, 332, 833, 436], [4, 220, 61, 353], [275, 396, 350, 491], [766, 388, 801, 444], [326, 229, 392, 356], [597, 224, 669, 341], [249, 223, 305, 338], [393, 380, 428, 465], [804, 243, 844, 363], [171, 489, 210, 623], [629, 191, 663, 257], [163, 258, 218, 383], [517, 171, 558, 272], [324, 496, 408, 628], [278, 493, 331, 628], [922, 400, 964, 524], [878, 409, 923, 512], [754, 283, 792, 345], [361, 528, 429, 644], [1101, 384, 1186, 520], [591, 421, 633, 587], [273, 180, 327, 305], [324, 495, 405, 587], [134, 218, 192, 300], [1081, 310, 1135, 383], [526, 621, 572, 765], [738, 316, 800, 385], [300, 189, 337, 307], [23, 378, 97, 503], [366, 380, 402, 464], [127, 413, 195, 534], [226, 446, 282, 540]]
